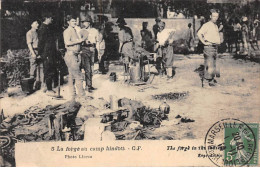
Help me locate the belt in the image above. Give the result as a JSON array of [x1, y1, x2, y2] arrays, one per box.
[[83, 43, 96, 47], [66, 50, 80, 54], [205, 45, 218, 48], [124, 39, 133, 44]]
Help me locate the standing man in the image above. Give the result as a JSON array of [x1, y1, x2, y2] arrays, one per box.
[[141, 22, 154, 52], [26, 20, 43, 83], [233, 18, 242, 54], [97, 16, 108, 74], [156, 21, 175, 79], [241, 17, 249, 55], [63, 15, 86, 100], [38, 13, 57, 96], [117, 17, 134, 74], [79, 15, 102, 92], [186, 23, 194, 51], [153, 17, 161, 40], [197, 9, 221, 87]]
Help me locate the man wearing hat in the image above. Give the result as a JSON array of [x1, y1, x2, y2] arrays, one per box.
[[155, 21, 175, 78], [38, 12, 57, 96], [63, 15, 86, 100], [153, 17, 161, 40], [117, 17, 134, 74], [80, 14, 102, 92]]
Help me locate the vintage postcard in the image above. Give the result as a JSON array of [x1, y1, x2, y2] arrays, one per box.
[[0, 0, 259, 167]]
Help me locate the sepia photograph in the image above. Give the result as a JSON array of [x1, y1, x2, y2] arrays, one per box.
[[0, 0, 259, 167]]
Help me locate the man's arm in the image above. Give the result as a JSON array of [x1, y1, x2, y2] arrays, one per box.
[[96, 31, 105, 62], [191, 29, 195, 39], [26, 32, 37, 58], [118, 30, 124, 53], [197, 25, 211, 45], [63, 29, 83, 46], [38, 27, 46, 56], [95, 30, 103, 55]]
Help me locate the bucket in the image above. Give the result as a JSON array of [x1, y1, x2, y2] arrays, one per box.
[[109, 72, 116, 82], [21, 78, 35, 94], [129, 63, 141, 83]]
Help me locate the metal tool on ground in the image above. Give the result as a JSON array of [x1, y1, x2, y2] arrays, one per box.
[[53, 54, 64, 99], [55, 70, 63, 99]]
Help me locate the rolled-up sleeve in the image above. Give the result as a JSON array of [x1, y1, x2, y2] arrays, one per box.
[[197, 24, 207, 36]]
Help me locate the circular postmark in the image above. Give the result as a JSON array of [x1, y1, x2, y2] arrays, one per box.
[[205, 118, 257, 167]]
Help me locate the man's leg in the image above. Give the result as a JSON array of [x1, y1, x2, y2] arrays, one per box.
[[81, 49, 90, 89], [29, 57, 37, 78], [204, 47, 215, 81], [53, 68, 59, 88], [45, 71, 54, 93], [74, 73, 85, 98], [64, 52, 81, 99], [45, 64, 55, 91], [155, 56, 162, 75], [243, 38, 249, 54], [67, 73, 76, 100], [85, 52, 93, 89], [213, 49, 220, 79], [165, 46, 174, 78]]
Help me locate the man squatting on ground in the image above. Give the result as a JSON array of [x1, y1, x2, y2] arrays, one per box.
[[63, 15, 86, 100], [197, 9, 221, 87], [79, 14, 103, 93], [38, 13, 58, 96], [155, 21, 176, 78], [26, 19, 44, 84]]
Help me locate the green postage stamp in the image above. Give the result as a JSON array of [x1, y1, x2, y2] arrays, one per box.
[[224, 123, 259, 166]]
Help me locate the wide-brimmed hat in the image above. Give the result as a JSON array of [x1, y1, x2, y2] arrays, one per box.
[[116, 17, 127, 25], [80, 15, 92, 23]]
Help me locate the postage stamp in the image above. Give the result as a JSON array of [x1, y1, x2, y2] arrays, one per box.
[[205, 118, 259, 167], [224, 123, 259, 166]]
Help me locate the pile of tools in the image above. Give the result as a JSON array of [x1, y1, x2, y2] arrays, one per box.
[[0, 101, 81, 166], [100, 97, 169, 140]]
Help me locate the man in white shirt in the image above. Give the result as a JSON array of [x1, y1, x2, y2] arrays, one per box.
[[197, 9, 221, 87], [156, 21, 176, 78], [80, 15, 103, 92], [26, 20, 44, 87]]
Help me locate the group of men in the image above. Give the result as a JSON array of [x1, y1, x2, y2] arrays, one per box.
[[26, 13, 104, 100], [26, 8, 223, 101], [118, 16, 176, 79], [26, 13, 58, 96]]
